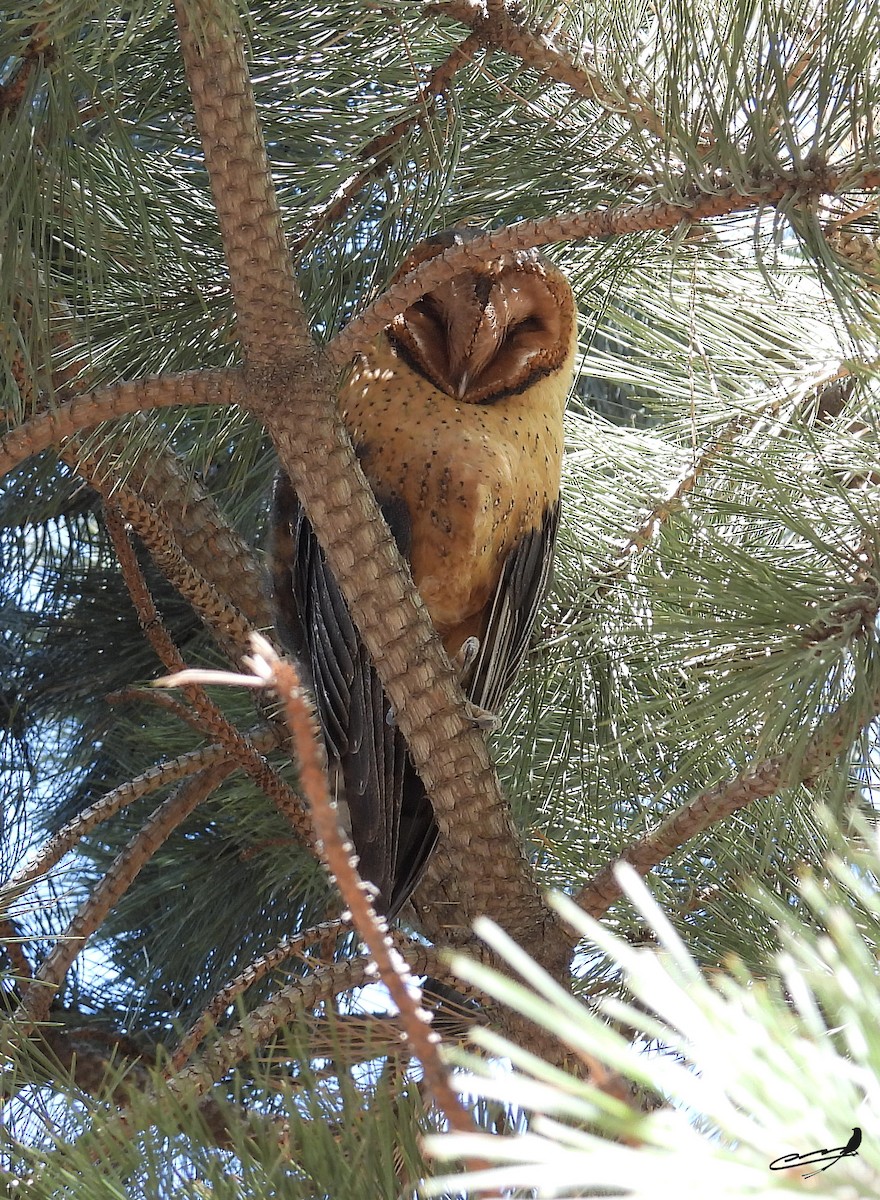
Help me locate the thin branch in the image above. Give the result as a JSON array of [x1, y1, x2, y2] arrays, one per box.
[[585, 361, 853, 602], [105, 686, 211, 733], [293, 31, 484, 250], [103, 506, 310, 840], [170, 918, 348, 1071], [64, 426, 271, 631], [244, 635, 479, 1136], [0, 21, 53, 115], [16, 760, 234, 1025], [4, 728, 281, 901], [0, 369, 239, 479], [166, 958, 374, 1098], [576, 681, 880, 917], [80, 466, 259, 664], [431, 0, 667, 140], [0, 918, 33, 981], [329, 166, 880, 363]]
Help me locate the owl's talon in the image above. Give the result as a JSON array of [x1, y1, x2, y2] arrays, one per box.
[[464, 700, 498, 730], [454, 636, 480, 676]]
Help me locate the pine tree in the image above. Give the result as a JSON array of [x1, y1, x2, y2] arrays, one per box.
[[3, 0, 880, 1195]]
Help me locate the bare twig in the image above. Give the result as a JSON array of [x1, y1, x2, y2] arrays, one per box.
[[244, 635, 479, 1136]]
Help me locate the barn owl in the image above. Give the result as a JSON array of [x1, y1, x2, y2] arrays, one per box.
[[272, 228, 577, 917]]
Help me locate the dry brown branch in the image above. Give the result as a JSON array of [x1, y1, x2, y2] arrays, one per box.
[[0, 21, 53, 115], [250, 635, 478, 1135], [17, 760, 235, 1025], [293, 32, 484, 249], [330, 166, 880, 362], [0, 369, 239, 479], [67, 437, 270, 634], [170, 917, 348, 1071], [105, 686, 211, 733], [576, 681, 880, 917], [5, 728, 281, 901], [432, 0, 666, 139], [103, 506, 310, 840]]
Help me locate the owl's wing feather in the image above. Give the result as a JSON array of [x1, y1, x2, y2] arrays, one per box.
[[272, 476, 558, 918], [466, 501, 561, 715], [271, 471, 436, 917]]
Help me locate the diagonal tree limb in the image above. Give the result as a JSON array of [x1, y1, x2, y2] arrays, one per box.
[[76, 455, 259, 664], [4, 728, 281, 901], [101, 505, 310, 841], [165, 938, 472, 1102], [293, 30, 484, 250], [15, 760, 236, 1027], [175, 0, 567, 974], [576, 681, 880, 917], [66, 422, 271, 630], [431, 0, 667, 140]]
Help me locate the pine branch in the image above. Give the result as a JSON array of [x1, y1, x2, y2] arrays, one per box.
[[293, 31, 484, 249], [0, 370, 239, 478], [165, 957, 374, 1099], [4, 728, 281, 901], [77, 461, 259, 665], [103, 506, 310, 840], [66, 422, 271, 630], [249, 636, 478, 1137], [15, 760, 235, 1026], [175, 0, 566, 971], [431, 0, 667, 139], [173, 0, 308, 363], [331, 164, 880, 360], [170, 917, 348, 1071], [576, 677, 880, 917]]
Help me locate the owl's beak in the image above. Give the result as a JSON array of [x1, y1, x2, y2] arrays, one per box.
[[448, 289, 505, 399]]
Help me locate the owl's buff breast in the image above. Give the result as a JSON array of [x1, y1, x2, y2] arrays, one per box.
[[339, 336, 566, 650]]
